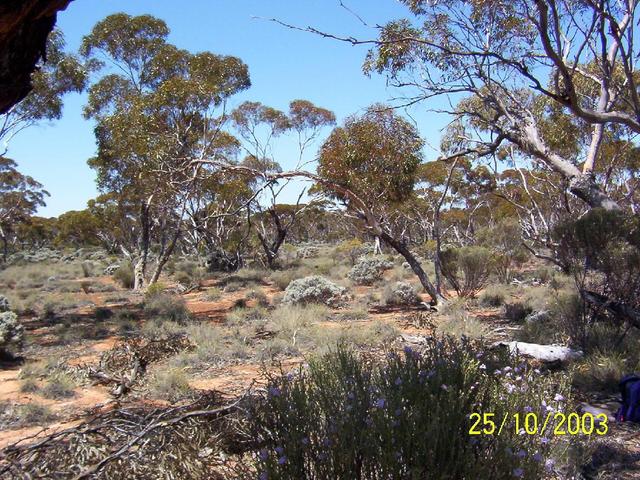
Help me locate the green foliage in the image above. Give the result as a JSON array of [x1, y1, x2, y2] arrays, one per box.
[[441, 246, 493, 298], [0, 157, 49, 252], [1, 30, 87, 147], [476, 219, 529, 282], [249, 340, 568, 479], [148, 368, 192, 403], [42, 373, 76, 400], [113, 262, 134, 289], [318, 106, 423, 205], [143, 293, 191, 324]]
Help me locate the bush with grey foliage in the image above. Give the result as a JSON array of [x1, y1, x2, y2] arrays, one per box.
[[348, 256, 393, 285], [282, 275, 349, 307], [0, 311, 24, 356]]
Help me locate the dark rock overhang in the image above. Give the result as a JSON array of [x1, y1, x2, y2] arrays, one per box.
[[0, 0, 73, 114]]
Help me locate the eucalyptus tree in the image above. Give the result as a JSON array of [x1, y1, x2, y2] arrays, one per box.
[[81, 13, 250, 288], [0, 30, 86, 154], [231, 99, 335, 269], [0, 157, 49, 261], [359, 0, 640, 212], [317, 105, 441, 303]]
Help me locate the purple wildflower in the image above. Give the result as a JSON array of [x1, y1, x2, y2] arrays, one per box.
[[275, 446, 284, 455], [278, 456, 287, 465], [258, 449, 269, 461], [374, 398, 386, 409], [513, 467, 524, 478], [268, 386, 281, 397]]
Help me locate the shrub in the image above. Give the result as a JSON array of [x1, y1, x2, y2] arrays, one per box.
[[479, 285, 506, 307], [20, 378, 40, 393], [143, 294, 191, 324], [16, 403, 57, 427], [145, 282, 167, 299], [348, 257, 393, 285], [282, 276, 349, 308], [113, 262, 134, 289], [246, 288, 269, 307], [476, 219, 529, 282], [173, 271, 192, 286], [572, 352, 628, 393], [437, 312, 488, 339], [149, 368, 192, 402], [381, 282, 419, 306], [204, 287, 222, 301], [81, 261, 94, 278], [504, 302, 534, 323], [270, 268, 309, 291], [0, 311, 24, 356], [441, 246, 493, 298], [248, 339, 569, 480], [94, 307, 113, 322], [42, 373, 76, 399]]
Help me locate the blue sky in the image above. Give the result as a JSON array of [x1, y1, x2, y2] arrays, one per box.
[[8, 0, 449, 217]]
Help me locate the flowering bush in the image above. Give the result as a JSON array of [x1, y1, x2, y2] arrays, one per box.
[[282, 276, 349, 308], [0, 311, 24, 356], [348, 257, 394, 285], [249, 338, 570, 479], [381, 281, 419, 306]]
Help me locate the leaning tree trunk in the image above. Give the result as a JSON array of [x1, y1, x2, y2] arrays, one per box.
[[568, 174, 621, 211], [149, 227, 181, 285], [379, 231, 441, 305]]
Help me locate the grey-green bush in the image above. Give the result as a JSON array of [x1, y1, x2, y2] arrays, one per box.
[[282, 276, 349, 308], [143, 294, 191, 324], [0, 311, 24, 356], [348, 257, 393, 285], [381, 282, 419, 306]]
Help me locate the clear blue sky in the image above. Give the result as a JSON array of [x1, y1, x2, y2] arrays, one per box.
[[8, 0, 449, 217]]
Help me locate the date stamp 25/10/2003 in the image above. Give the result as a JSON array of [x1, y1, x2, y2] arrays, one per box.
[[469, 412, 609, 436]]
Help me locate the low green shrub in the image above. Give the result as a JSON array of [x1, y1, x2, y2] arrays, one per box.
[[480, 285, 506, 307], [112, 262, 134, 289], [381, 282, 419, 306], [148, 368, 192, 403], [249, 339, 570, 479], [41, 373, 76, 399], [143, 293, 191, 324]]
